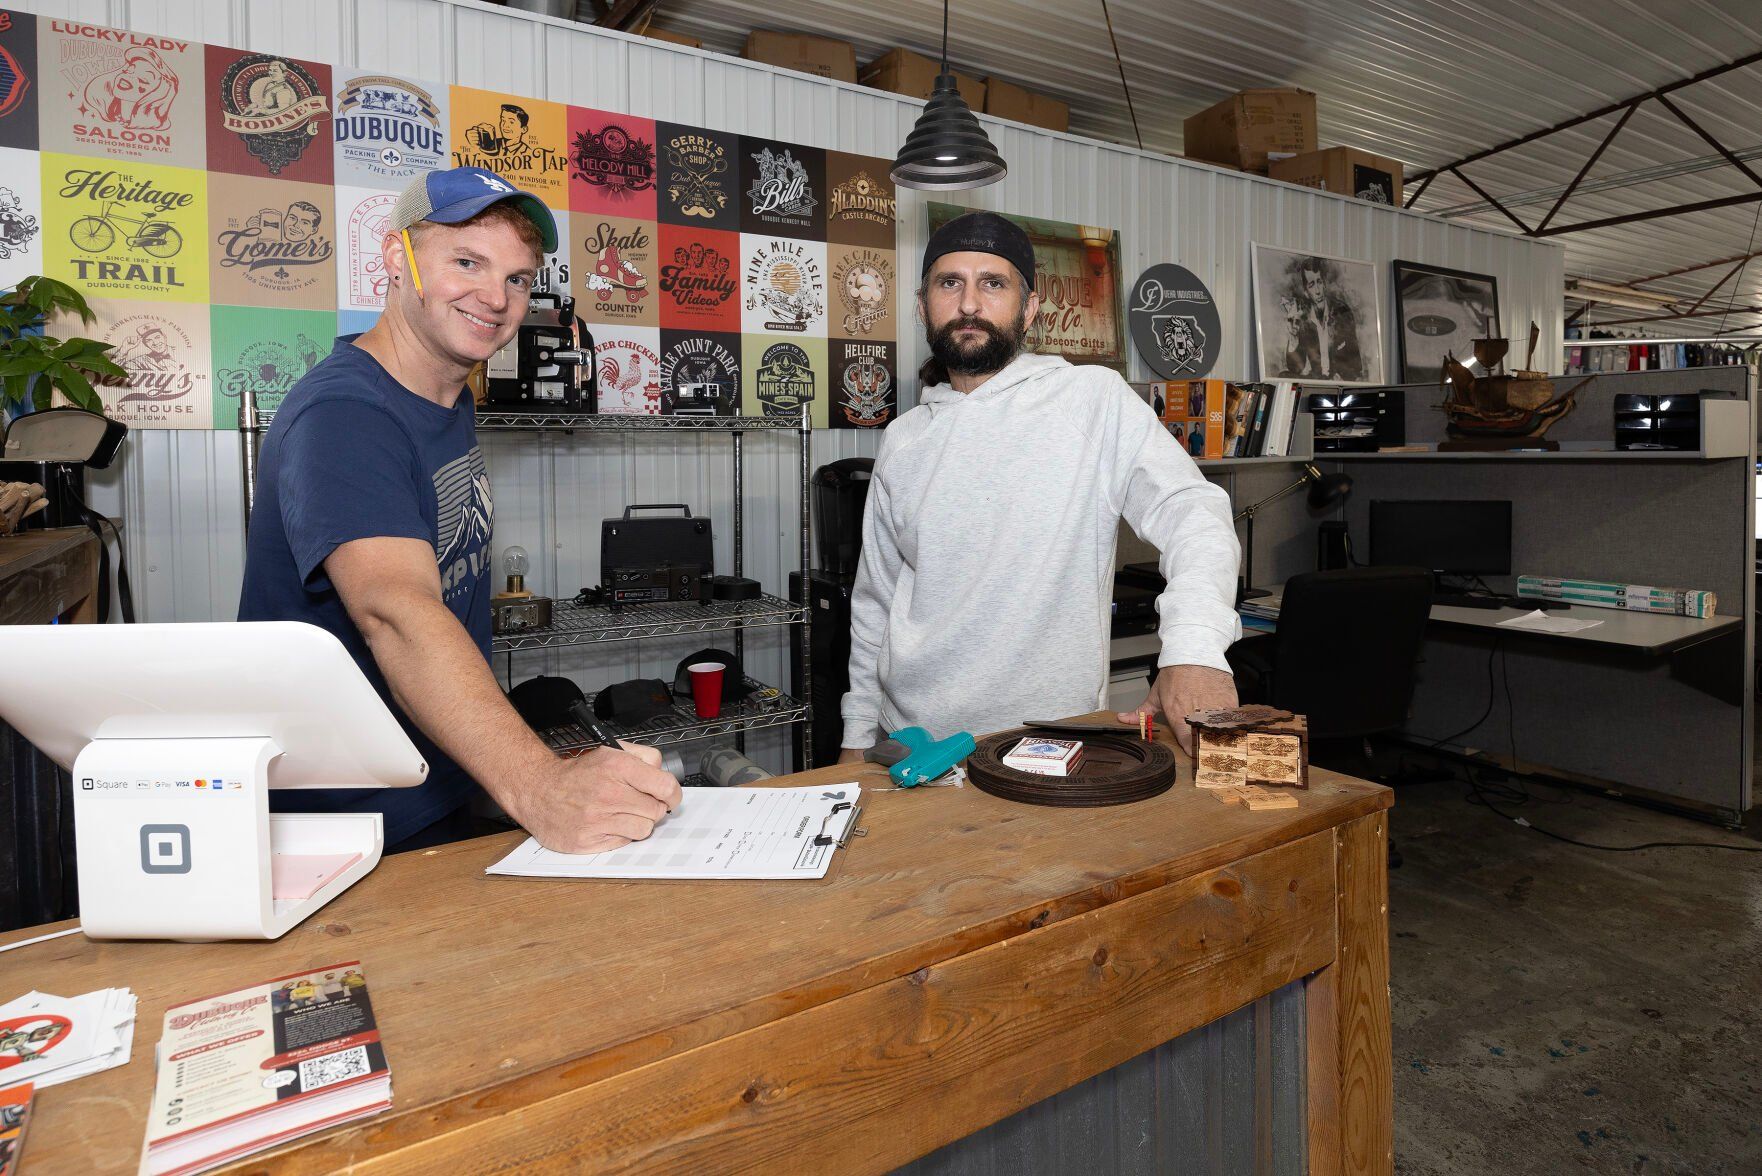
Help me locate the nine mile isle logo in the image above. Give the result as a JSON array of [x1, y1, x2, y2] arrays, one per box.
[[832, 248, 893, 338], [660, 333, 739, 417], [213, 179, 335, 306], [571, 119, 654, 203], [662, 130, 730, 223], [744, 239, 824, 334], [754, 342, 815, 418], [334, 74, 445, 182], [215, 53, 330, 176]]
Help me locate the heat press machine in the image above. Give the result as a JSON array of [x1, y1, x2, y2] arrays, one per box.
[[0, 622, 425, 941], [863, 726, 976, 789]]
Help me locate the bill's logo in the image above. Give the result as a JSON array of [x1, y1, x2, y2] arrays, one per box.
[[658, 242, 734, 310], [456, 102, 565, 178], [55, 24, 185, 153], [839, 344, 893, 428], [755, 342, 814, 417], [834, 249, 892, 336], [216, 200, 333, 292], [572, 121, 654, 199], [829, 171, 894, 227], [747, 147, 815, 219], [60, 166, 191, 288], [217, 54, 329, 174], [745, 240, 823, 333], [334, 75, 443, 178], [664, 132, 728, 219], [100, 312, 201, 416]]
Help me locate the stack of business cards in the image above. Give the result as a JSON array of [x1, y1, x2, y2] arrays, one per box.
[[0, 1084, 33, 1175], [0, 987, 137, 1091], [1002, 737, 1085, 777]]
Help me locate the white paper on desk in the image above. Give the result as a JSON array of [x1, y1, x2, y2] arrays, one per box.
[[486, 784, 863, 880], [1497, 609, 1604, 634], [0, 987, 136, 1091]]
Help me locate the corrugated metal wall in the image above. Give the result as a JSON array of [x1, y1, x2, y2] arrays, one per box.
[[25, 0, 1562, 775]]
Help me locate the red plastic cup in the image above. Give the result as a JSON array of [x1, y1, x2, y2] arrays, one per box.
[[687, 661, 726, 719]]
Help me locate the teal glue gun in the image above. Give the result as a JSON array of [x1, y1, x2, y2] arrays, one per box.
[[881, 726, 976, 788]]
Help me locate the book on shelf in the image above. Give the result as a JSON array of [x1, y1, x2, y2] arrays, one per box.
[[1153, 378, 1227, 459], [1516, 575, 1716, 618]]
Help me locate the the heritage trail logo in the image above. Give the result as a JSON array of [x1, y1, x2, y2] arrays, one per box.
[[828, 170, 894, 229], [57, 164, 193, 292], [660, 333, 738, 416], [457, 101, 565, 176], [582, 219, 650, 318], [833, 248, 892, 337], [216, 198, 333, 295], [217, 54, 329, 174], [659, 242, 735, 312], [53, 23, 187, 159], [595, 334, 662, 415], [747, 147, 816, 219], [342, 191, 396, 308], [664, 131, 729, 219], [572, 121, 654, 200], [838, 342, 893, 428], [755, 342, 815, 417], [745, 240, 823, 333], [0, 186, 37, 260], [98, 311, 205, 422], [334, 75, 444, 180]]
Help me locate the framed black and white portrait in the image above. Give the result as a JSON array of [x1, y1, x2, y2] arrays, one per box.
[[1391, 260, 1500, 385], [1251, 244, 1384, 385]]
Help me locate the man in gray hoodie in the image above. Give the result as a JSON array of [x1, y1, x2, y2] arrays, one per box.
[[837, 211, 1242, 763]]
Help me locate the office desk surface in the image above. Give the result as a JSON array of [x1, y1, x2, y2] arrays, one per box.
[[0, 717, 1394, 1175]]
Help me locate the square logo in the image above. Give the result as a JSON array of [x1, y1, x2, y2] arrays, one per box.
[[139, 823, 191, 874]]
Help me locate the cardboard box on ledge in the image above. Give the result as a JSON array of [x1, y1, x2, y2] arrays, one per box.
[[861, 47, 986, 111], [984, 77, 1069, 132], [1182, 88, 1316, 173], [1269, 146, 1405, 206], [743, 30, 857, 82], [644, 27, 703, 50]]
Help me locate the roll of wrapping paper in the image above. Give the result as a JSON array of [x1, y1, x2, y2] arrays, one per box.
[[967, 729, 1178, 807]]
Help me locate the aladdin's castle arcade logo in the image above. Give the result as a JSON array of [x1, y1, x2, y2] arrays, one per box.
[[829, 171, 894, 227], [840, 343, 892, 428], [659, 242, 734, 311], [664, 132, 729, 219], [755, 342, 814, 418], [216, 199, 333, 294], [217, 55, 329, 175], [745, 240, 823, 333], [572, 122, 654, 200], [747, 147, 815, 220], [833, 249, 892, 337], [334, 76, 443, 178], [54, 24, 185, 153]]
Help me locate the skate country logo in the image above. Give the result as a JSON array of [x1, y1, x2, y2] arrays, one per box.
[[658, 242, 734, 310], [595, 336, 662, 415], [755, 342, 814, 417], [216, 199, 333, 293], [747, 147, 815, 219], [660, 335, 737, 416], [840, 345, 892, 427], [745, 241, 823, 332], [345, 192, 396, 306], [828, 171, 894, 228], [59, 166, 191, 290], [582, 220, 650, 316], [664, 132, 728, 219], [0, 187, 38, 260], [455, 102, 565, 179], [216, 336, 318, 412], [53, 23, 184, 156], [99, 313, 203, 418], [571, 121, 654, 199], [833, 249, 892, 336], [217, 55, 328, 174], [335, 75, 443, 179]]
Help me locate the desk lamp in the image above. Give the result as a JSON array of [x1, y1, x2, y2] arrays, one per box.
[[1235, 464, 1352, 600]]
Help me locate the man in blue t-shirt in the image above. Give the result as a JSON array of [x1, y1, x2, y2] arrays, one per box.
[[240, 166, 680, 851]]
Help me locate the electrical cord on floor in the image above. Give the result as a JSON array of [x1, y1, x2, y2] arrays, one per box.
[[1423, 636, 1500, 750], [1463, 769, 1762, 854]]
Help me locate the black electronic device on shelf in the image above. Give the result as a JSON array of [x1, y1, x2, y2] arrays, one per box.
[[1614, 392, 1700, 451], [482, 291, 597, 412], [792, 457, 874, 768], [0, 407, 128, 531], [600, 504, 713, 609], [1304, 389, 1405, 452]]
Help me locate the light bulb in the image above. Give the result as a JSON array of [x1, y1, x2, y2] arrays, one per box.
[[503, 545, 528, 595]]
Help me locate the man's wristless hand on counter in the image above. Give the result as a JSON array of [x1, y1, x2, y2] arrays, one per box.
[[498, 741, 683, 855]]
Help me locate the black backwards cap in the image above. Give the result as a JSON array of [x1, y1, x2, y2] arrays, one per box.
[[920, 211, 1036, 290]]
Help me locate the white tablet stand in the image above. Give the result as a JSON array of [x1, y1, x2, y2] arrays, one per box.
[[0, 621, 427, 941]]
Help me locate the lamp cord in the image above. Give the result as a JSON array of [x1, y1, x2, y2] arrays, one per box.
[[1100, 0, 1143, 151], [941, 0, 949, 70]]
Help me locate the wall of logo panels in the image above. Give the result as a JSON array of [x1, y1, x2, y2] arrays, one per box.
[[0, 10, 899, 430]]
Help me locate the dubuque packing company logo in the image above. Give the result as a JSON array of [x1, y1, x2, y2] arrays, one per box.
[[755, 342, 815, 417], [334, 75, 444, 181], [99, 312, 205, 422], [215, 198, 333, 297], [217, 54, 329, 175], [745, 240, 823, 333], [571, 120, 654, 203]]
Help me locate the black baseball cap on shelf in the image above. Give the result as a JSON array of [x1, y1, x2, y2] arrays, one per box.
[[592, 678, 676, 725], [670, 648, 753, 705], [507, 675, 583, 730]]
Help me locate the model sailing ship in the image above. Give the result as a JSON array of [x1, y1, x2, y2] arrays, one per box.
[[1439, 321, 1587, 450]]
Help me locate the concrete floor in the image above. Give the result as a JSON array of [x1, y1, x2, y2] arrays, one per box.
[[1385, 765, 1762, 1175]]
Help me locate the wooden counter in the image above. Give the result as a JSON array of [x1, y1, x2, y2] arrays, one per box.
[[1, 720, 1393, 1174], [0, 527, 99, 626]]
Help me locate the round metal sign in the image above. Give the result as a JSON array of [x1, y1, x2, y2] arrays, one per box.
[[1128, 263, 1222, 379]]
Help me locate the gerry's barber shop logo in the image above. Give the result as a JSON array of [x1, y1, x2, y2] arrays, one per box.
[[663, 131, 729, 221]]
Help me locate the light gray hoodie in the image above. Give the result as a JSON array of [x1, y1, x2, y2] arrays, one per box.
[[841, 351, 1242, 748]]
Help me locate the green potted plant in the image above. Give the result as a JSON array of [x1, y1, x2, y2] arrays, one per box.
[[0, 275, 127, 417]]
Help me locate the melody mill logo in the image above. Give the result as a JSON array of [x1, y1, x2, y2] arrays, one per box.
[[745, 240, 823, 333], [60, 166, 191, 287], [833, 249, 892, 336], [658, 242, 734, 310], [664, 132, 728, 219], [572, 121, 654, 199], [216, 200, 333, 293], [747, 147, 815, 219], [54, 23, 185, 152], [839, 344, 892, 427], [335, 75, 443, 177], [217, 54, 329, 174], [456, 102, 565, 178], [755, 342, 814, 417], [829, 171, 894, 227]]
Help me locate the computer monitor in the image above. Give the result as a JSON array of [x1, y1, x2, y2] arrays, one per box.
[[1368, 499, 1512, 576]]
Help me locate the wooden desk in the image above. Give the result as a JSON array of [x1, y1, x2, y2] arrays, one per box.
[[1, 722, 1394, 1175], [0, 527, 99, 626]]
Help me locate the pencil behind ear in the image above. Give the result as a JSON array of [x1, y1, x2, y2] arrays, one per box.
[[400, 229, 425, 301]]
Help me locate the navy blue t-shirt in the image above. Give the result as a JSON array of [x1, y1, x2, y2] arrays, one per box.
[[239, 336, 494, 846]]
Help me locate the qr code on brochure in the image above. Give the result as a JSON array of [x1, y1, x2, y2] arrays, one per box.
[[299, 1045, 370, 1091]]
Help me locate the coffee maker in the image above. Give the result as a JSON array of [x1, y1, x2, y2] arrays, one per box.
[[790, 458, 873, 769]]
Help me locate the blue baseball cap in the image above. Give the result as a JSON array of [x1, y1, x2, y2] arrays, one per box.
[[390, 165, 557, 253]]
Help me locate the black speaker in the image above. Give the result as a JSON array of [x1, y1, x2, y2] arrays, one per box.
[[790, 569, 853, 771], [1318, 520, 1350, 570]]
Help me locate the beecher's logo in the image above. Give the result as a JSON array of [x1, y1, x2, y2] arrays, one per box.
[[595, 336, 662, 415], [755, 342, 814, 417], [833, 249, 892, 336], [664, 132, 728, 219], [217, 54, 328, 174], [659, 242, 734, 310], [747, 147, 815, 220], [840, 345, 893, 427], [55, 24, 185, 155], [745, 240, 823, 333], [572, 121, 654, 199], [829, 171, 894, 227], [344, 192, 396, 306], [660, 335, 738, 416], [216, 200, 333, 293], [334, 75, 443, 178]]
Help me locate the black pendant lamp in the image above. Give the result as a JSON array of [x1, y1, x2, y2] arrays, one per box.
[[889, 1, 1007, 190]]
